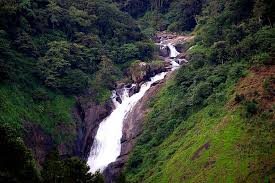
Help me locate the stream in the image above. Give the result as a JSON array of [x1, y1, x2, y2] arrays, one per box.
[[87, 39, 181, 173]]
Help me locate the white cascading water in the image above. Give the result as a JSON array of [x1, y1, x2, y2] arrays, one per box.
[[88, 72, 167, 173], [167, 43, 180, 70], [167, 43, 180, 58], [88, 42, 180, 173]]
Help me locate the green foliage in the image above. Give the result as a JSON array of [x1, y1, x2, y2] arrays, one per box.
[[125, 60, 241, 180], [95, 56, 120, 89], [244, 100, 258, 117], [113, 43, 139, 64], [115, 0, 150, 18], [135, 41, 155, 61], [0, 84, 76, 144], [60, 70, 89, 94], [252, 52, 273, 65], [42, 148, 104, 183], [192, 82, 213, 104], [166, 0, 204, 32], [138, 11, 168, 34], [0, 30, 16, 81], [32, 88, 50, 101], [0, 0, 156, 162], [0, 0, 152, 95], [123, 0, 275, 182], [0, 124, 41, 183]]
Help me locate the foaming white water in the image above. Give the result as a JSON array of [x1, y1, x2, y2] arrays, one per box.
[[167, 43, 180, 58], [167, 43, 180, 70], [88, 72, 167, 173]]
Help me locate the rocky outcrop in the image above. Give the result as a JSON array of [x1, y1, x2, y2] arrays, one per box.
[[128, 61, 167, 85], [128, 62, 151, 84], [128, 84, 140, 97], [159, 45, 170, 57], [24, 122, 76, 164], [24, 122, 54, 164], [23, 95, 114, 164], [103, 74, 171, 182], [73, 97, 114, 160]]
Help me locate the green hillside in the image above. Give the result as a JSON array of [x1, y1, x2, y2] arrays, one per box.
[[122, 0, 275, 182], [0, 0, 274, 182], [0, 0, 153, 182]]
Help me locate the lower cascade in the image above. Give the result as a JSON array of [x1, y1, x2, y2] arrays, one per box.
[[88, 72, 167, 173]]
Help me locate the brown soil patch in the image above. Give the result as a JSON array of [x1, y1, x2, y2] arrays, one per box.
[[191, 141, 210, 160], [204, 160, 216, 168], [229, 65, 275, 112]]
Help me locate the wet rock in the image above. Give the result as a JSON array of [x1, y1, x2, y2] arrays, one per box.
[[116, 96, 122, 104], [125, 83, 132, 88], [115, 82, 125, 89], [103, 156, 127, 183], [148, 61, 167, 76], [151, 79, 164, 86], [159, 45, 170, 57], [128, 84, 141, 97], [73, 97, 114, 160], [178, 52, 187, 59], [175, 58, 188, 65], [115, 88, 125, 103]]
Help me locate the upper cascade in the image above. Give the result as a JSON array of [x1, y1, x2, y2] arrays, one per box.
[[167, 43, 180, 58]]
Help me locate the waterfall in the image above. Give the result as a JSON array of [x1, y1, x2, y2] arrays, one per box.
[[167, 43, 180, 70], [88, 72, 167, 173], [87, 41, 181, 173], [167, 43, 180, 58]]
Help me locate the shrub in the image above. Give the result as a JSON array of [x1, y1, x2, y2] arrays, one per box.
[[190, 53, 205, 69], [245, 101, 258, 117], [207, 75, 226, 87], [252, 52, 273, 65], [59, 70, 89, 94], [0, 124, 41, 183], [228, 63, 246, 81], [115, 43, 139, 64], [135, 41, 155, 61], [42, 148, 104, 183], [32, 88, 50, 101], [192, 82, 213, 104]]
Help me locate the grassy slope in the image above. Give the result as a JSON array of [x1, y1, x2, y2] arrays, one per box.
[[0, 83, 76, 144], [0, 30, 77, 144], [144, 105, 274, 182], [125, 65, 275, 182]]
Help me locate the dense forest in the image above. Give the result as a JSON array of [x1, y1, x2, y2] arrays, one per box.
[[0, 0, 274, 182], [0, 0, 155, 182]]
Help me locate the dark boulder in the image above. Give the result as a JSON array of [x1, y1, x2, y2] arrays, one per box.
[[159, 45, 170, 57]]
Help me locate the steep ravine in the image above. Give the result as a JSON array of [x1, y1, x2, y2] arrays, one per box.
[[87, 33, 193, 182]]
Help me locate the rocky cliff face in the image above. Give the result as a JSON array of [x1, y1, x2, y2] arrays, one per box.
[[23, 97, 114, 164], [73, 97, 114, 160], [24, 122, 54, 164]]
